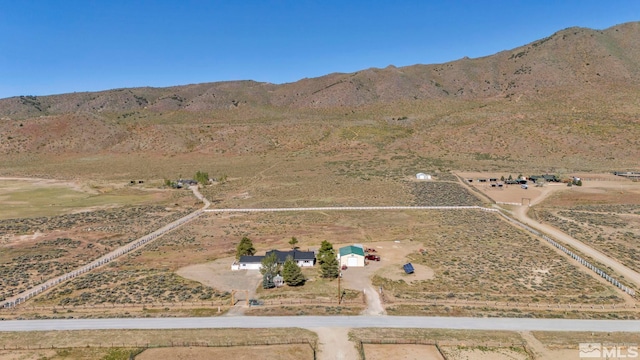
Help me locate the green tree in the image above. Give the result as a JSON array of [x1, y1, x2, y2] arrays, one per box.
[[288, 236, 299, 249], [282, 256, 305, 286], [236, 237, 255, 259], [575, 179, 583, 186], [500, 175, 505, 181], [260, 252, 280, 276], [508, 174, 513, 180], [262, 272, 275, 289], [317, 240, 334, 265], [260, 252, 280, 289], [320, 251, 340, 279], [194, 170, 209, 185]]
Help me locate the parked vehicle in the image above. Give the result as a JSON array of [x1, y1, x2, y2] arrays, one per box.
[[365, 254, 380, 261]]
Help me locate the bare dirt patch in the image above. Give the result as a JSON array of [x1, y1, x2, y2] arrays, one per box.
[[439, 346, 529, 360], [136, 344, 313, 360], [364, 344, 444, 360], [177, 257, 261, 297], [314, 327, 360, 360], [353, 328, 531, 360]]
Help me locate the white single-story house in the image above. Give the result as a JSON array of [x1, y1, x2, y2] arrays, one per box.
[[232, 249, 316, 271], [416, 173, 432, 180], [339, 245, 365, 267]]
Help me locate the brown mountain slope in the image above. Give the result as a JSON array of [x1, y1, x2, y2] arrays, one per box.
[[0, 22, 639, 175]]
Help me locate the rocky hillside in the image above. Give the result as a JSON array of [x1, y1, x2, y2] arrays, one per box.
[[1, 22, 639, 172]]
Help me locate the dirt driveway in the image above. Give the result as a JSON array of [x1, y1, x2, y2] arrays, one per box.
[[177, 256, 262, 314], [339, 240, 431, 315]]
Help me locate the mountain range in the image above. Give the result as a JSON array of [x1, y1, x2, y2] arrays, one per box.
[[1, 22, 639, 174]]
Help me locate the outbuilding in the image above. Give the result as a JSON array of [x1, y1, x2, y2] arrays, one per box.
[[416, 173, 432, 180], [339, 245, 366, 267]]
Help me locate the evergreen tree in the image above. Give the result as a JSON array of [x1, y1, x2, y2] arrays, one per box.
[[320, 250, 340, 278], [260, 252, 280, 276], [282, 256, 305, 286], [236, 237, 255, 259], [262, 272, 275, 289], [317, 240, 334, 265], [288, 236, 299, 249], [194, 171, 209, 185]]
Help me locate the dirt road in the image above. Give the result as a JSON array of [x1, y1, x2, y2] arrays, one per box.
[[510, 184, 640, 290]]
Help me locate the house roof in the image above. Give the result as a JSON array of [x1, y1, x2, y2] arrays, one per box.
[[339, 245, 365, 257], [266, 249, 315, 262], [238, 250, 315, 264], [238, 255, 264, 264]]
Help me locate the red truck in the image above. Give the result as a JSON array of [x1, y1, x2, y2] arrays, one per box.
[[365, 254, 380, 261]]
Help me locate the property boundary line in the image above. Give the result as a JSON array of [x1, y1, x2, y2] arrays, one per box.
[[1, 339, 318, 359], [3, 195, 635, 310], [494, 211, 636, 297], [204, 205, 492, 213], [2, 186, 209, 309], [356, 339, 531, 360]]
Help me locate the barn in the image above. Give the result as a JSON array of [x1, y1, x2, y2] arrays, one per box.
[[339, 245, 365, 267]]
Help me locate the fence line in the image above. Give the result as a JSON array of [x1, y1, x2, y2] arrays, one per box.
[[204, 205, 497, 213], [2, 187, 209, 310], [496, 201, 522, 206], [357, 339, 531, 360], [494, 211, 636, 297], [382, 298, 638, 311], [1, 338, 318, 356], [6, 298, 365, 313]]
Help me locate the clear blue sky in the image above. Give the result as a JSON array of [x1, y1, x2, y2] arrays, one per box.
[[1, 1, 638, 99]]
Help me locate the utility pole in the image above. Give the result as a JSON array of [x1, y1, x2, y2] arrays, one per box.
[[338, 272, 342, 304]]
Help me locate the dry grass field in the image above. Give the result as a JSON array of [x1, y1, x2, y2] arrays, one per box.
[[533, 183, 640, 273], [0, 180, 198, 303], [351, 328, 529, 360], [373, 209, 623, 305], [350, 328, 640, 360], [0, 328, 317, 360], [1, 171, 633, 319]]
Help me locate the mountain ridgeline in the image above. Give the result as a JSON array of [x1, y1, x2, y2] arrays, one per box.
[[1, 22, 639, 171]]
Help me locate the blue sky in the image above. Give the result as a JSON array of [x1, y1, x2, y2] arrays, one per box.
[[1, 1, 638, 99]]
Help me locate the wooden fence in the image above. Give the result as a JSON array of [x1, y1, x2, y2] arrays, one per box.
[[2, 339, 318, 360], [382, 298, 638, 311], [356, 338, 533, 360], [2, 298, 364, 314]]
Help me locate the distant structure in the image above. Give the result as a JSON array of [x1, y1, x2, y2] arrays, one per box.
[[416, 173, 431, 180], [614, 171, 640, 179]]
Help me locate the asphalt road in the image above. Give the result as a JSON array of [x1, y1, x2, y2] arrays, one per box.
[[2, 316, 640, 332]]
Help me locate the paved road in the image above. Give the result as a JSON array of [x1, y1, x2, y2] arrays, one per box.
[[2, 316, 640, 332]]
